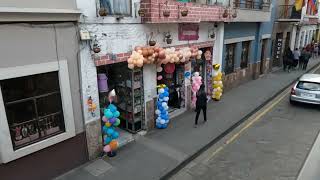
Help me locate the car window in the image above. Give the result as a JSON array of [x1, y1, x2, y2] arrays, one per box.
[[297, 81, 320, 91]]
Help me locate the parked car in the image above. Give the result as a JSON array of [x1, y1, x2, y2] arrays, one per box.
[[290, 74, 320, 105]]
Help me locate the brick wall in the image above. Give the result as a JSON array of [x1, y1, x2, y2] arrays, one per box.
[[140, 0, 225, 23]]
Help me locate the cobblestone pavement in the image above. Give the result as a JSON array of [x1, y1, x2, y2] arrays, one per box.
[[171, 68, 320, 180]]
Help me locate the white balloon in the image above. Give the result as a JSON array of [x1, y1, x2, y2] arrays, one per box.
[[160, 120, 166, 124], [155, 110, 161, 115], [194, 72, 200, 77], [164, 106, 169, 110], [162, 102, 167, 107], [164, 97, 169, 101], [156, 67, 163, 72], [159, 88, 165, 94]]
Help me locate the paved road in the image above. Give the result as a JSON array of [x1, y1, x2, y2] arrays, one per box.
[[171, 69, 320, 180]]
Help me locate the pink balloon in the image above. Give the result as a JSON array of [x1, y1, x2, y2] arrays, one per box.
[[103, 145, 111, 153], [102, 116, 108, 122], [157, 75, 163, 80]]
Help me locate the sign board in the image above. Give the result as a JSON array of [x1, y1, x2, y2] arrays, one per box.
[[178, 24, 199, 41], [274, 33, 283, 61]]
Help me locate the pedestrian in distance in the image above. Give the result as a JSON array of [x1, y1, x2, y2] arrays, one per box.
[[283, 47, 294, 72], [303, 49, 312, 70], [313, 43, 319, 58], [293, 48, 300, 69], [194, 84, 207, 128], [299, 48, 307, 70]]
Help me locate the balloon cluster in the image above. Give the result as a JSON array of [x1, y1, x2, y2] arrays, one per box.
[[102, 103, 121, 153], [212, 64, 223, 101], [128, 46, 203, 69], [191, 72, 203, 107], [155, 84, 170, 129]]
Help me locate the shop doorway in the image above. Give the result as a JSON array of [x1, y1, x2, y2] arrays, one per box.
[[260, 39, 267, 75], [97, 62, 144, 133], [157, 64, 185, 114]]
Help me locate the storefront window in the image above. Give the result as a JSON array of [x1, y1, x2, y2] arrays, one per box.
[[0, 72, 65, 150], [225, 44, 236, 74], [241, 41, 250, 69]]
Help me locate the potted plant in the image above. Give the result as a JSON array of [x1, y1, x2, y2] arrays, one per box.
[[149, 32, 157, 46], [222, 9, 229, 18], [180, 4, 188, 17], [93, 44, 101, 53], [138, 9, 145, 17], [99, 8, 108, 16], [163, 2, 170, 17]]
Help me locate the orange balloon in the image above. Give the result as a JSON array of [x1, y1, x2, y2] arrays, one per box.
[[109, 140, 119, 151]]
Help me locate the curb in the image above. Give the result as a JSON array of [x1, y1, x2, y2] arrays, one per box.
[[160, 61, 320, 180]]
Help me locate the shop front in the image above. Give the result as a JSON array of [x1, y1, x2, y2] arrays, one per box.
[[97, 62, 145, 133]]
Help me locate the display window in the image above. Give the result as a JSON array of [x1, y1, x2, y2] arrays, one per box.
[[0, 61, 76, 163]]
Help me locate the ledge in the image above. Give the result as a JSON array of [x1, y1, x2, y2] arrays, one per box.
[[0, 7, 81, 22]]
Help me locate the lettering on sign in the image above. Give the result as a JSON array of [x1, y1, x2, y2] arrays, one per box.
[[178, 24, 199, 41], [274, 33, 283, 61]]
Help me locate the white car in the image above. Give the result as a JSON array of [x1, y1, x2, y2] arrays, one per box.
[[290, 74, 320, 105]]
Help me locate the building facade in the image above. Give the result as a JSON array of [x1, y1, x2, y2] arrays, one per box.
[[76, 0, 231, 159], [272, 0, 320, 67], [0, 1, 87, 180], [222, 0, 274, 90]]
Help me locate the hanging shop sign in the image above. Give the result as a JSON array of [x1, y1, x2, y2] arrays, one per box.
[[274, 34, 283, 61], [178, 24, 199, 41]]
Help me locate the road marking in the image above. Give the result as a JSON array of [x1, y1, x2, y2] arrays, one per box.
[[204, 63, 320, 164]]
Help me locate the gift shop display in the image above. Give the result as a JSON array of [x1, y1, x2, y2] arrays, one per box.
[[102, 90, 120, 157], [97, 62, 144, 133], [212, 64, 223, 101], [155, 84, 170, 129]]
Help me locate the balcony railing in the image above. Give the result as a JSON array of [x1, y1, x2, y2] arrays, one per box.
[[233, 0, 264, 10], [277, 5, 301, 20]]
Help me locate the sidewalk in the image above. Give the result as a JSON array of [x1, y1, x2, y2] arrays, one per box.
[[56, 59, 320, 180], [297, 128, 320, 180]]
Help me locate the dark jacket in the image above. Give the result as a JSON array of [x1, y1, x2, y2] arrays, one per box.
[[196, 91, 207, 109]]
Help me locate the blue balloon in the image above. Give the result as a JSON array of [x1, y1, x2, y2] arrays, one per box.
[[112, 131, 119, 139], [157, 102, 162, 107], [104, 109, 113, 119], [184, 72, 191, 78], [104, 136, 112, 144], [113, 111, 120, 118], [159, 94, 164, 99], [164, 87, 169, 92], [156, 123, 162, 129], [108, 104, 117, 113], [163, 91, 169, 97], [109, 117, 116, 124], [102, 126, 108, 134], [106, 128, 114, 136]]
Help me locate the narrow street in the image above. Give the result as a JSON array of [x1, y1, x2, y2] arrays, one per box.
[[171, 68, 320, 180]]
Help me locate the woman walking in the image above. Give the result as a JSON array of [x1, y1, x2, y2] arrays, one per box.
[[194, 84, 207, 127]]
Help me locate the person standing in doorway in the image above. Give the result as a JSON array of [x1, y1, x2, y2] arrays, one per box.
[[194, 84, 207, 127]]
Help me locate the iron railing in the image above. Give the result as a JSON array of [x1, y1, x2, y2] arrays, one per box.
[[277, 5, 301, 20]]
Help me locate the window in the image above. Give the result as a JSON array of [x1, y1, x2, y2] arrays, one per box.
[[0, 61, 75, 163], [241, 41, 250, 69], [100, 0, 131, 16], [225, 44, 236, 74], [1, 72, 65, 150], [297, 81, 320, 91]]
